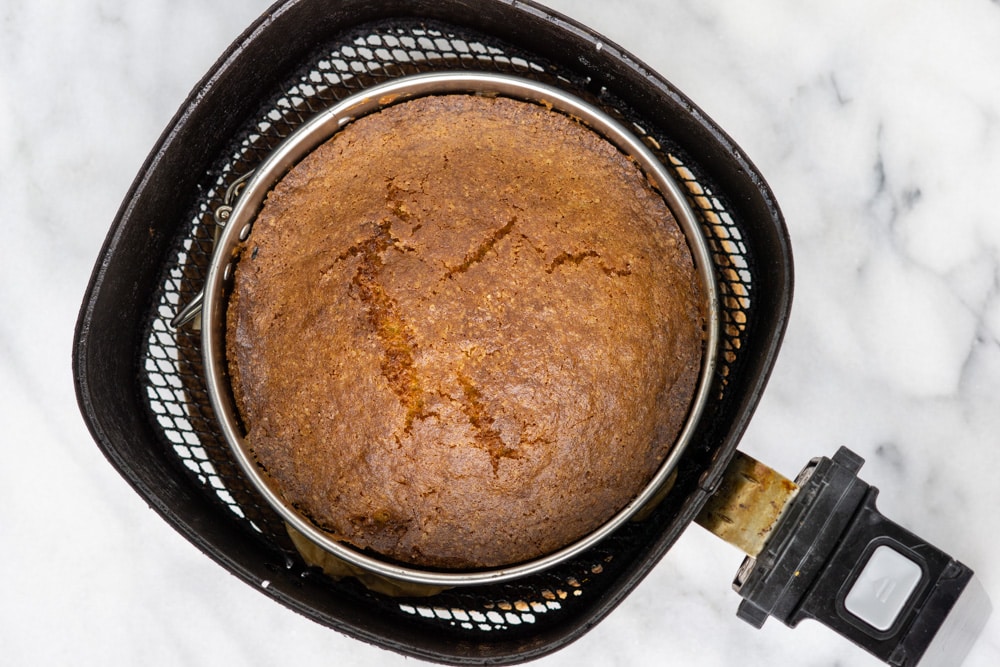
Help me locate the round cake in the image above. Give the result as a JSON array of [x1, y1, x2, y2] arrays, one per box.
[[226, 93, 706, 570]]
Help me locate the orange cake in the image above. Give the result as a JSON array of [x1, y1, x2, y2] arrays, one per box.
[[226, 93, 706, 569]]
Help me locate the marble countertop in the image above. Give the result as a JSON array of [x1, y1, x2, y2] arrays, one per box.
[[3, 1, 998, 665]]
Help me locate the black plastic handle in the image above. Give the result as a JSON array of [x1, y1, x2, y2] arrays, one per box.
[[733, 447, 990, 666]]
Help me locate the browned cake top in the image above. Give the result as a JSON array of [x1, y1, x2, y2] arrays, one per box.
[[226, 93, 705, 569]]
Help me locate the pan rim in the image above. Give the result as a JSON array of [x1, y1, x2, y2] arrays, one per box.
[[200, 70, 720, 587]]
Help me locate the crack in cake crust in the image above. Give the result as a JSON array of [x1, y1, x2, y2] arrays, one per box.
[[456, 373, 522, 474], [345, 220, 428, 432], [445, 216, 517, 278]]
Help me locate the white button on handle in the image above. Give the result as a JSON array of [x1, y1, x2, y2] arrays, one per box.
[[844, 545, 924, 631]]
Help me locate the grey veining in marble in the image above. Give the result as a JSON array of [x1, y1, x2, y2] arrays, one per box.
[[2, 1, 998, 665]]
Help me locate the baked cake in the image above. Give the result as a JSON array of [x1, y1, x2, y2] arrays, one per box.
[[226, 93, 706, 569]]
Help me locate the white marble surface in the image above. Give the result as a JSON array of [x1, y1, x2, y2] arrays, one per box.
[[3, 0, 999, 665]]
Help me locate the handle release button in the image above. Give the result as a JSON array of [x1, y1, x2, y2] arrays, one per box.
[[844, 545, 923, 631]]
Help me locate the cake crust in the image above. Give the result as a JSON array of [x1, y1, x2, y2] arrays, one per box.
[[227, 94, 705, 569]]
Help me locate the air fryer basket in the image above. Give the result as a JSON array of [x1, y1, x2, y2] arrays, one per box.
[[74, 0, 792, 663]]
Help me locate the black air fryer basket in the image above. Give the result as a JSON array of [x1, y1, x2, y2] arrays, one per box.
[[74, 1, 987, 665]]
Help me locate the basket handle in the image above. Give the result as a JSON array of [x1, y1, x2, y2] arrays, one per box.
[[697, 447, 991, 666]]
